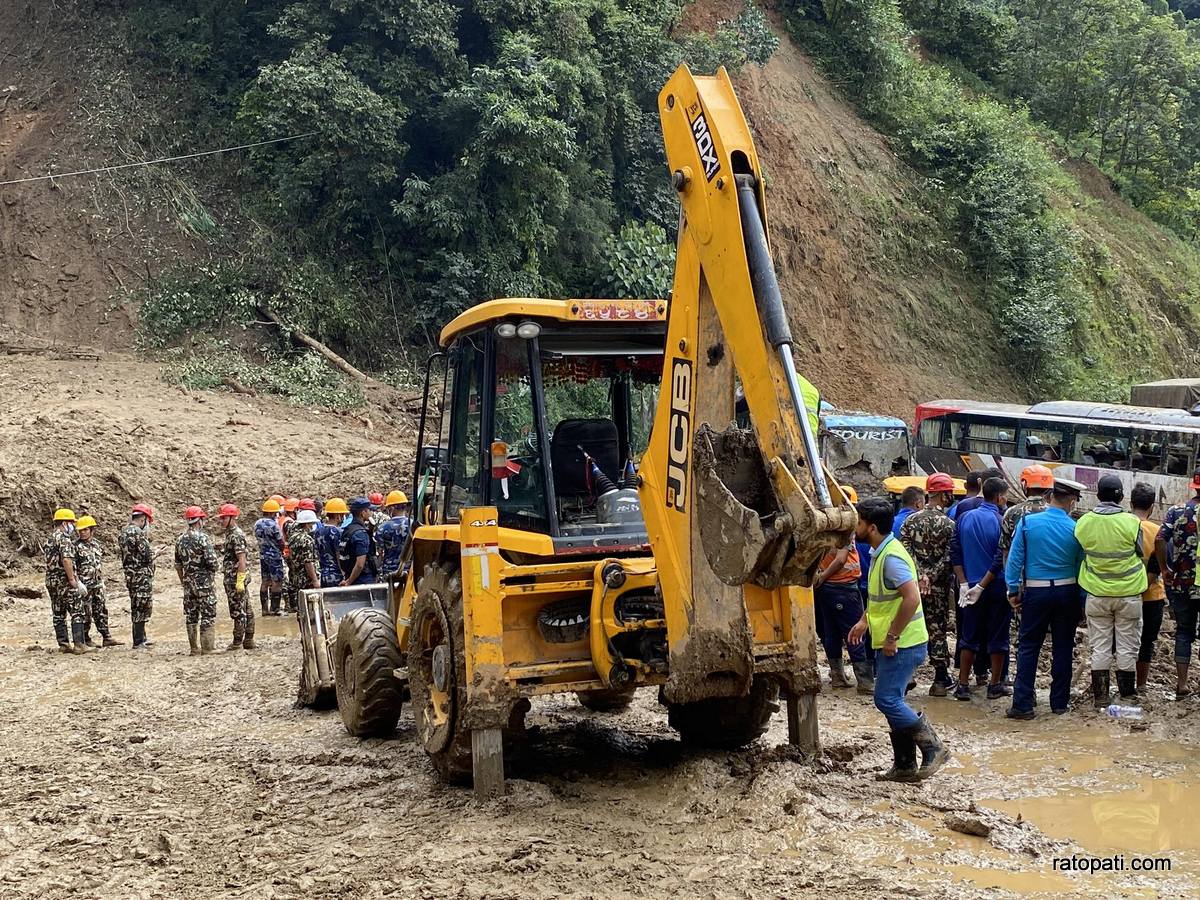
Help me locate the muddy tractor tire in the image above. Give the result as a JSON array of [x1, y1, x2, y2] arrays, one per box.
[[577, 686, 636, 713], [667, 677, 780, 749], [334, 608, 405, 737], [408, 566, 474, 783]]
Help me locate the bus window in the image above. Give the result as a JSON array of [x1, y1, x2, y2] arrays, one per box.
[[942, 419, 968, 451], [1070, 425, 1132, 470], [1129, 431, 1165, 473], [1164, 433, 1198, 476], [1018, 426, 1064, 462], [917, 417, 942, 448], [966, 422, 1018, 456]]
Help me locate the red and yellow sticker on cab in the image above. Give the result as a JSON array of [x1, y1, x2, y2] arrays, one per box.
[[567, 300, 667, 322]]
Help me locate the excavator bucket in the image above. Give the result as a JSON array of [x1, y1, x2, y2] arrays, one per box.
[[694, 425, 854, 588]]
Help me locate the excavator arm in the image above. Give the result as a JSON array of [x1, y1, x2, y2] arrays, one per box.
[[638, 65, 858, 704]]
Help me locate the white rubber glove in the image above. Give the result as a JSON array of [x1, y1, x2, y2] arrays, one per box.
[[957, 583, 975, 608], [966, 583, 985, 605], [74, 582, 89, 598]]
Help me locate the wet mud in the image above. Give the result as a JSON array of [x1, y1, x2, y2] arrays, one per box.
[[2, 574, 1199, 898]]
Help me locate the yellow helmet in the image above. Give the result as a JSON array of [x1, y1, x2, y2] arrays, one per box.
[[53, 508, 76, 522], [76, 515, 97, 530], [262, 498, 281, 514], [840, 484, 859, 504], [324, 497, 350, 516], [384, 490, 409, 507]]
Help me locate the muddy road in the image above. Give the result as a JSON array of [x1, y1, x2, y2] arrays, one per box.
[[2, 579, 1199, 900]]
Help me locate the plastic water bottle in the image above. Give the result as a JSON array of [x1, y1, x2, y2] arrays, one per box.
[[1105, 704, 1143, 720]]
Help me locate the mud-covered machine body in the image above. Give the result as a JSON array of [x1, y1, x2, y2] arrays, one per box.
[[334, 65, 857, 795]]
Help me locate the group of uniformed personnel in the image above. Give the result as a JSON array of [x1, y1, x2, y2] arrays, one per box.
[[42, 490, 412, 655]]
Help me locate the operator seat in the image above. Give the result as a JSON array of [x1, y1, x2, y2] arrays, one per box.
[[549, 418, 621, 497]]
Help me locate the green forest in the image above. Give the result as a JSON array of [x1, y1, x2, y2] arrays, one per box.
[[125, 0, 1200, 400]]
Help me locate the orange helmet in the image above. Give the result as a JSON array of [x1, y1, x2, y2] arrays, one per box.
[[283, 497, 300, 513], [269, 493, 286, 505], [184, 505, 206, 521], [926, 473, 955, 494], [368, 491, 385, 506], [218, 503, 240, 518], [298, 497, 317, 512], [1020, 464, 1054, 491]]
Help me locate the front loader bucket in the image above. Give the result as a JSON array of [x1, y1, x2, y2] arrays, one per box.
[[694, 424, 857, 588]]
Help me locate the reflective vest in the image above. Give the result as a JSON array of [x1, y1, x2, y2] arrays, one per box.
[[1075, 511, 1148, 598], [799, 376, 821, 438], [866, 536, 928, 649], [820, 544, 861, 585]]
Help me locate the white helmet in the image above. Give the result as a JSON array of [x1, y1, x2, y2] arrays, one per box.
[[295, 509, 319, 525]]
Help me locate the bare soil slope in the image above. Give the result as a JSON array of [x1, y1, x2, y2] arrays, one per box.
[[0, 342, 409, 573]]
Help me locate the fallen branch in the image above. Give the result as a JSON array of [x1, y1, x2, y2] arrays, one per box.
[[258, 306, 374, 384], [316, 452, 402, 481], [220, 376, 257, 397]]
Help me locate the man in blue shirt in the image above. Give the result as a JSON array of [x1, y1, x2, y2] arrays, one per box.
[[376, 490, 412, 579], [950, 467, 1006, 683], [1003, 478, 1085, 718], [952, 477, 1010, 700], [338, 497, 378, 586], [891, 486, 924, 537], [948, 471, 980, 522]]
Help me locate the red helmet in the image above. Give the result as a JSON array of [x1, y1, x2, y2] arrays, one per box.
[[298, 497, 317, 512], [368, 491, 385, 506], [926, 473, 955, 494], [218, 503, 240, 518], [131, 503, 154, 522], [184, 505, 207, 521], [1020, 464, 1054, 491], [283, 497, 300, 513]]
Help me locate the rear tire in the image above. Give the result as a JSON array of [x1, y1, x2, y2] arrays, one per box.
[[334, 608, 404, 737], [577, 686, 636, 713], [667, 677, 779, 749]]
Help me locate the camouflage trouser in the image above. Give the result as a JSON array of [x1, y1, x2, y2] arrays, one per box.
[[223, 573, 254, 626], [48, 579, 85, 630], [182, 583, 218, 627], [923, 582, 953, 670], [124, 569, 154, 624], [82, 582, 110, 637]]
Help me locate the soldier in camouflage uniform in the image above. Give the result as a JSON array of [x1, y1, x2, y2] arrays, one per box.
[[175, 506, 220, 655], [45, 508, 92, 654], [120, 504, 158, 648], [74, 515, 122, 648], [287, 508, 321, 615], [899, 474, 958, 695], [218, 503, 255, 651]]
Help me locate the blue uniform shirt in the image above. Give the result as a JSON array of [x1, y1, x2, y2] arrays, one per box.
[[952, 501, 1002, 585], [1004, 506, 1084, 593], [376, 515, 410, 577], [315, 523, 342, 587], [253, 516, 283, 560], [343, 525, 377, 585], [892, 507, 917, 538]]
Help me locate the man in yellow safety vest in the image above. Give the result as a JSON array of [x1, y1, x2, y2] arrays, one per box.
[[850, 498, 950, 782], [1075, 474, 1148, 706]]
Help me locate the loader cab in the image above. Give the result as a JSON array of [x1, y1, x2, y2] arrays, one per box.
[[412, 298, 668, 555]]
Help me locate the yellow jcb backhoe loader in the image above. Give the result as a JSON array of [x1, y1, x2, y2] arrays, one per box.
[[328, 63, 858, 797]]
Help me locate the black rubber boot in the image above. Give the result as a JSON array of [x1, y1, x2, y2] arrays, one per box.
[[907, 713, 951, 781], [269, 590, 282, 616], [187, 623, 201, 656], [242, 617, 256, 650], [260, 588, 269, 617], [1092, 671, 1111, 708], [70, 622, 95, 655], [852, 660, 875, 695], [200, 625, 217, 654], [828, 658, 851, 688], [1116, 670, 1137, 700], [131, 621, 145, 648], [877, 730, 919, 782], [54, 622, 71, 652]]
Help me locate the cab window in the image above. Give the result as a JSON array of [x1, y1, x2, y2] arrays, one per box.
[[444, 332, 484, 522], [492, 335, 548, 531]]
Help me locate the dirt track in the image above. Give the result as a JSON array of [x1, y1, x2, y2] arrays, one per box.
[[3, 574, 1200, 900]]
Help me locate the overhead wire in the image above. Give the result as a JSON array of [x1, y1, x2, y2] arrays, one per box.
[[0, 132, 318, 187]]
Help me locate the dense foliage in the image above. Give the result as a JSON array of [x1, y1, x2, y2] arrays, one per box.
[[128, 0, 775, 361], [900, 0, 1200, 239]]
